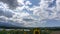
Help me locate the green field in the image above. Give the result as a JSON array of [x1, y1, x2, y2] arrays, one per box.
[[0, 28, 60, 34]]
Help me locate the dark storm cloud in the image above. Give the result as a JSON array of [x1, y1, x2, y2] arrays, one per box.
[[0, 0, 18, 9]]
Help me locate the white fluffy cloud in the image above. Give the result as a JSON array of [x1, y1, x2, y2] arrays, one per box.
[[0, 0, 60, 27]]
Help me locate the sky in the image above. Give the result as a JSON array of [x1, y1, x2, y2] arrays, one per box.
[[0, 0, 60, 27]]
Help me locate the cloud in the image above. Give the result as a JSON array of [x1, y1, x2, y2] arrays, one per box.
[[0, 16, 8, 22], [0, 0, 18, 9], [21, 0, 60, 27], [0, 0, 60, 27], [41, 19, 60, 27], [0, 2, 14, 18], [0, 9, 14, 18], [25, 1, 32, 5], [0, 2, 31, 27], [31, 0, 57, 19], [17, 0, 25, 5]]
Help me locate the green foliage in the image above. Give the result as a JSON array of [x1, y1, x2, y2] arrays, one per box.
[[0, 29, 59, 34]]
